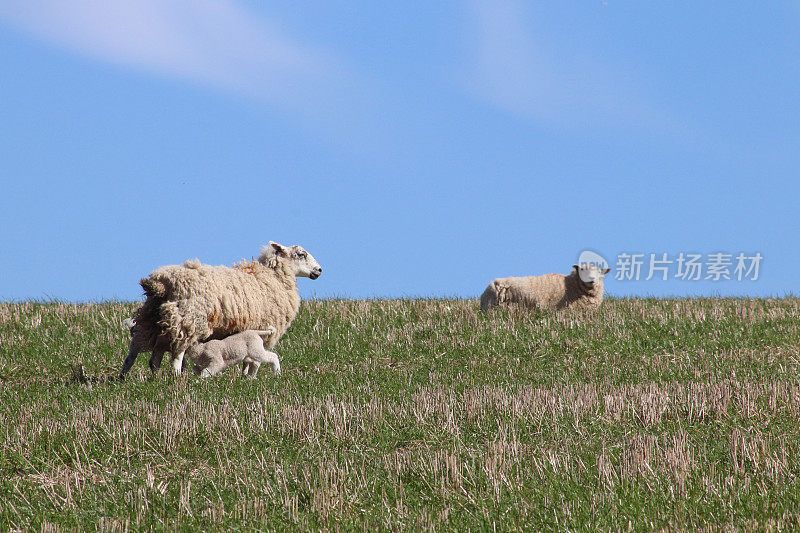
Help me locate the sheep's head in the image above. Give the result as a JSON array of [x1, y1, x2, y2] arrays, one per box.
[[573, 263, 610, 284], [260, 241, 323, 279]]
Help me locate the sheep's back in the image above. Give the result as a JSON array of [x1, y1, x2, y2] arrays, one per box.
[[495, 274, 567, 310]]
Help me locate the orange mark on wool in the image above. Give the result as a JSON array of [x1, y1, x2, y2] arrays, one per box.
[[207, 310, 220, 326], [235, 264, 256, 275]]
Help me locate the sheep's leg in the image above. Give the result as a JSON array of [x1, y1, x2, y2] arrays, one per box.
[[148, 349, 165, 372], [119, 339, 141, 379], [148, 350, 186, 372], [171, 351, 186, 375]]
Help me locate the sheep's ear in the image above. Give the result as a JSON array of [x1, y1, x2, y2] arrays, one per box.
[[572, 264, 580, 271], [270, 241, 286, 256], [602, 267, 611, 275]]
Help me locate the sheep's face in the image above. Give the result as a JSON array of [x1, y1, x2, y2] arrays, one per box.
[[269, 241, 323, 279], [573, 263, 610, 284]]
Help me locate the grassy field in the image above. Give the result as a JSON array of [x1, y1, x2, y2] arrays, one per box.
[[1, 297, 799, 530]]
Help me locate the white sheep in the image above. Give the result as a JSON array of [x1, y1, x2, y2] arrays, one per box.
[[189, 328, 281, 378], [119, 241, 322, 378], [480, 263, 610, 312]]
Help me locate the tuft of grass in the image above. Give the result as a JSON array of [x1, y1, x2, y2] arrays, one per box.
[[1, 297, 799, 530]]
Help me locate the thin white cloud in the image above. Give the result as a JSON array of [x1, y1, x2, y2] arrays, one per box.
[[465, 0, 667, 132], [0, 0, 346, 110]]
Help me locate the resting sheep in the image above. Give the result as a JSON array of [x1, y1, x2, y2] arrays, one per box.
[[480, 263, 610, 312], [190, 329, 281, 378], [119, 241, 322, 378]]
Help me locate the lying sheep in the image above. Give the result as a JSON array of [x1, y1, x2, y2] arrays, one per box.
[[189, 328, 281, 378], [119, 241, 322, 378], [480, 263, 610, 312]]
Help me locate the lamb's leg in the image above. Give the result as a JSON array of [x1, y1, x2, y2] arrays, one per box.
[[244, 329, 275, 377], [198, 356, 226, 378], [247, 351, 281, 376], [240, 359, 261, 377], [119, 338, 141, 379], [242, 360, 261, 377]]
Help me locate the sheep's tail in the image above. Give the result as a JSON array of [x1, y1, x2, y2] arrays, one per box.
[[479, 291, 490, 312], [130, 293, 166, 353], [480, 281, 498, 312], [480, 280, 508, 312], [252, 328, 277, 337], [140, 277, 167, 298]]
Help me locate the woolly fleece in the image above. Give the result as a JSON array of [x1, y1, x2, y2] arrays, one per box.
[[480, 264, 608, 312]]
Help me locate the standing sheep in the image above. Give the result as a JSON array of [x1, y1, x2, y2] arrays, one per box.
[[480, 263, 610, 312], [119, 241, 322, 378]]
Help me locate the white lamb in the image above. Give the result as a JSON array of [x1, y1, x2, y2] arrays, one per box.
[[189, 328, 281, 378]]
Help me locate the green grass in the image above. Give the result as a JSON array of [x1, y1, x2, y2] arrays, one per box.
[[1, 298, 799, 530]]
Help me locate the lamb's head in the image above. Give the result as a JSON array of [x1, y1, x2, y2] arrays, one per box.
[[573, 263, 611, 284], [260, 241, 323, 279]]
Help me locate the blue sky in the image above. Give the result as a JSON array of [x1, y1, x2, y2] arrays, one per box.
[[0, 1, 797, 301]]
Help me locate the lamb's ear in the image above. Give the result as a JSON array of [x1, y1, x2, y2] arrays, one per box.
[[572, 264, 580, 271], [270, 241, 286, 256], [602, 267, 611, 275]]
